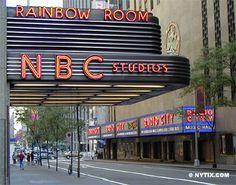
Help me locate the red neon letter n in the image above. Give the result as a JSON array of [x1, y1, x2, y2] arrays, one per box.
[[21, 54, 42, 79]]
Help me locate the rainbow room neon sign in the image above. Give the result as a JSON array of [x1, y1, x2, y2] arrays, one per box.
[[15, 5, 149, 22], [20, 54, 169, 80]]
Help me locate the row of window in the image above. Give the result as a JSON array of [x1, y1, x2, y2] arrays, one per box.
[[64, 0, 160, 11]]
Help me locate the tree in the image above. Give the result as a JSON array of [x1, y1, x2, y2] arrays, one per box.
[[15, 106, 72, 168], [182, 40, 236, 106], [180, 40, 236, 168], [15, 106, 85, 171], [224, 40, 236, 104]]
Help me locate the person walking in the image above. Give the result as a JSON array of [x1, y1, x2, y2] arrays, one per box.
[[31, 151, 34, 165], [27, 153, 30, 166], [12, 152, 16, 164], [18, 151, 25, 170]]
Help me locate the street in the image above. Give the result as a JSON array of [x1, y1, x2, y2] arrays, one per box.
[[42, 158, 236, 185]]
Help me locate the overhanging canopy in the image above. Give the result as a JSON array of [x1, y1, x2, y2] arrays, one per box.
[[7, 7, 190, 106]]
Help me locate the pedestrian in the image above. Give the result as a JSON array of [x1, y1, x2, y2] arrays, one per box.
[[18, 151, 25, 170], [31, 151, 34, 165], [27, 153, 30, 165], [12, 152, 16, 164]]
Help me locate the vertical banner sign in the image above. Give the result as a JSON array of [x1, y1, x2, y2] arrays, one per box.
[[195, 86, 205, 113], [183, 106, 215, 133]]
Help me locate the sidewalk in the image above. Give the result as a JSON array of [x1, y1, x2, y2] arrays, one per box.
[[92, 159, 236, 172], [10, 164, 112, 185]]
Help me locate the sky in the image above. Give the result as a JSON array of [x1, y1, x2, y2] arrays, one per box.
[[7, 0, 63, 7]]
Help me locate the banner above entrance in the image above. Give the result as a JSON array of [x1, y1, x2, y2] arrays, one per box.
[[7, 7, 190, 106], [89, 106, 215, 140]]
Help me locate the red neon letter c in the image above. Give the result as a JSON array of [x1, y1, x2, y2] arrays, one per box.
[[83, 55, 104, 80]]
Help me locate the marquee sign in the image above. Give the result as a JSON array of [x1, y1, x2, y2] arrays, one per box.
[[15, 6, 149, 22], [87, 106, 215, 140], [116, 119, 138, 138], [7, 6, 190, 106], [87, 126, 100, 139], [19, 54, 169, 81], [140, 110, 183, 136], [101, 123, 115, 139], [182, 106, 215, 133]]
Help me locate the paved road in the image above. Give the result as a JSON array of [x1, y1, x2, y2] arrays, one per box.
[[46, 158, 236, 185]]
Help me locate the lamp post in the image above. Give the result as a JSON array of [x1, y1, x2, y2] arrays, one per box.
[[193, 111, 200, 167], [76, 106, 80, 178], [212, 108, 217, 168]]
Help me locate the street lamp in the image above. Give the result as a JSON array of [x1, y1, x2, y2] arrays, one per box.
[[193, 111, 200, 167], [194, 86, 205, 167]]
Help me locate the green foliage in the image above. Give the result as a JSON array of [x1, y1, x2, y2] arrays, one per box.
[[181, 40, 236, 106], [15, 106, 85, 145]]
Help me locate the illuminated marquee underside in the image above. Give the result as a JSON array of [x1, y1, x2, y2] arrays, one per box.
[[7, 7, 190, 106]]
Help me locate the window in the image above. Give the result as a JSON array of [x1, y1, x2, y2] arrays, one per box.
[[110, 0, 119, 9], [233, 135, 236, 154], [139, 0, 142, 10], [144, 0, 148, 11], [220, 135, 226, 154], [126, 0, 130, 10], [119, 0, 130, 10], [220, 134, 234, 155], [150, 0, 153, 10]]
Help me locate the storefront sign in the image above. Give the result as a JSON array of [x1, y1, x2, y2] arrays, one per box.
[[116, 119, 138, 138], [88, 106, 215, 139], [15, 6, 149, 22], [20, 54, 169, 80], [140, 111, 183, 136], [87, 126, 100, 139], [101, 123, 115, 138], [183, 106, 215, 133]]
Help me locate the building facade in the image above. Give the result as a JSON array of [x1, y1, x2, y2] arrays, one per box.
[[78, 0, 236, 164], [57, 0, 236, 164], [110, 0, 236, 165]]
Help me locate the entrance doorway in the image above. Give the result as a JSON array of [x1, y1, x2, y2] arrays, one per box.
[[168, 141, 175, 160], [143, 142, 151, 158], [199, 140, 213, 162], [183, 141, 191, 161], [112, 143, 117, 160], [137, 142, 141, 159], [162, 141, 167, 160], [153, 142, 162, 159]]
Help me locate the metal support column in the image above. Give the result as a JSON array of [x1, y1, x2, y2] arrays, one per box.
[[0, 0, 9, 184], [76, 106, 80, 178]]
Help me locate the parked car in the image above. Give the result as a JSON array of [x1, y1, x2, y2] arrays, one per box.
[[64, 151, 83, 159], [35, 151, 57, 160]]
